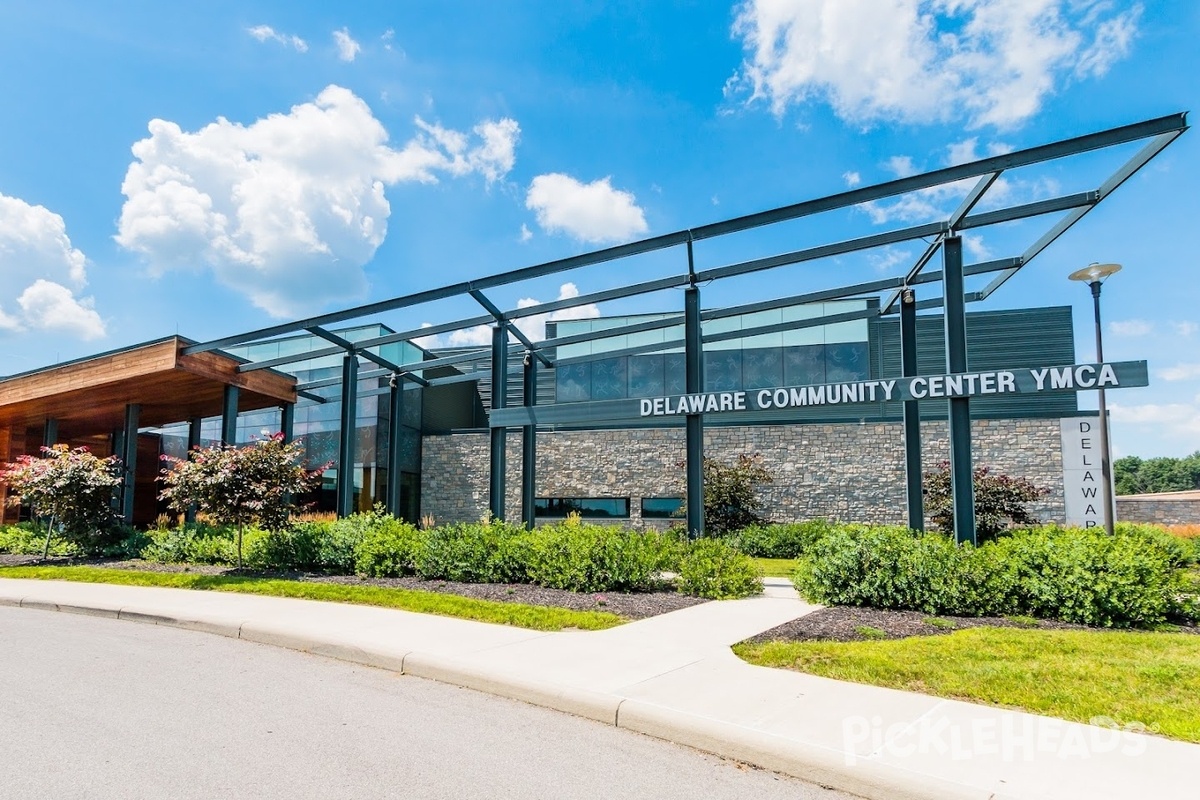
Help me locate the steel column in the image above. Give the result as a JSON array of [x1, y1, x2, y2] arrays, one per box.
[[684, 285, 705, 539], [489, 326, 508, 521], [120, 404, 140, 526], [220, 385, 239, 445], [280, 403, 295, 444], [943, 237, 976, 544], [185, 417, 203, 524], [386, 379, 403, 518], [521, 354, 537, 529], [899, 288, 924, 531], [42, 418, 58, 449], [336, 355, 358, 518]]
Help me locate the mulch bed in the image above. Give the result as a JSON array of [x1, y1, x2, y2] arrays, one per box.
[[0, 554, 707, 620], [745, 605, 1199, 644]]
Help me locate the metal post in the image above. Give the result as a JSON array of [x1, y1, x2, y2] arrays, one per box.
[[386, 377, 403, 518], [337, 355, 358, 518], [1091, 282, 1116, 536], [943, 236, 976, 544], [489, 325, 508, 521], [120, 404, 140, 526], [185, 417, 202, 524], [280, 403, 295, 444], [899, 288, 924, 531], [221, 385, 239, 445], [684, 284, 705, 539], [521, 353, 537, 529], [42, 418, 58, 449]]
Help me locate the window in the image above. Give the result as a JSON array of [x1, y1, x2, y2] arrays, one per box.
[[534, 497, 630, 518], [641, 497, 685, 519]]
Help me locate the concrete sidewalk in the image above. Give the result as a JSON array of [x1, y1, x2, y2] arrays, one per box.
[[1, 577, 1193, 800]]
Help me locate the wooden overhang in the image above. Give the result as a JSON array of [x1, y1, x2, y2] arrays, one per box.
[[0, 336, 297, 443]]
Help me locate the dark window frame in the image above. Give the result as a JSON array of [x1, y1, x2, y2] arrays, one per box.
[[534, 497, 631, 519]]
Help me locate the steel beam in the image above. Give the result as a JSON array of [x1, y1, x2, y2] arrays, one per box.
[[943, 237, 976, 544], [489, 326, 508, 521], [899, 289, 924, 531], [521, 354, 537, 530], [684, 285, 704, 539], [185, 416, 202, 523], [120, 403, 140, 526], [336, 355, 358, 518], [221, 386, 239, 445]]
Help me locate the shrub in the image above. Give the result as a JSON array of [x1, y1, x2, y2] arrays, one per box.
[[142, 524, 239, 565], [924, 462, 1048, 539], [355, 517, 425, 578], [416, 519, 530, 583], [793, 525, 1188, 628], [246, 522, 329, 571], [525, 521, 677, 592], [0, 523, 80, 557], [735, 520, 837, 558], [677, 538, 763, 599]]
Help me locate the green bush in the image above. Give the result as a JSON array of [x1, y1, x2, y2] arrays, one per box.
[[416, 519, 530, 583], [355, 517, 425, 577], [793, 525, 1189, 628], [525, 522, 676, 592], [735, 520, 837, 558], [0, 523, 80, 557], [677, 538, 763, 599], [141, 524, 243, 566], [245, 522, 328, 571]]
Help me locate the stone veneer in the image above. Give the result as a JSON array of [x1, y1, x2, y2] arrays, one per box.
[[420, 418, 1065, 527], [1115, 494, 1200, 526]]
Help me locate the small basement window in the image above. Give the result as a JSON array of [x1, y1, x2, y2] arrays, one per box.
[[640, 497, 685, 519], [534, 497, 630, 519]]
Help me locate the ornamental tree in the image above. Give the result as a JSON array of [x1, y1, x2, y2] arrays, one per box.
[[924, 462, 1048, 540], [0, 445, 123, 560], [159, 434, 323, 569], [681, 454, 774, 536]]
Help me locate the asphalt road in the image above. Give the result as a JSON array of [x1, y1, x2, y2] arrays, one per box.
[[0, 607, 851, 800]]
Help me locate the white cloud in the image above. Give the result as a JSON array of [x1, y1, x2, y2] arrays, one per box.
[[729, 0, 1141, 129], [885, 155, 917, 178], [867, 246, 911, 273], [1158, 363, 1200, 382], [1111, 400, 1200, 444], [526, 174, 648, 244], [246, 25, 308, 52], [115, 85, 520, 317], [1172, 321, 1198, 337], [1109, 319, 1152, 337], [416, 283, 601, 349], [333, 28, 361, 62], [842, 171, 861, 187], [0, 192, 105, 341], [519, 224, 533, 243], [963, 233, 991, 260]]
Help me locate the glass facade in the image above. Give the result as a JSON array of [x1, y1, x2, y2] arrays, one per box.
[[553, 300, 871, 403], [157, 325, 425, 518], [640, 497, 684, 519]]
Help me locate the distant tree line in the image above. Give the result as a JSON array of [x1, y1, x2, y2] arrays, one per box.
[[1114, 452, 1200, 495]]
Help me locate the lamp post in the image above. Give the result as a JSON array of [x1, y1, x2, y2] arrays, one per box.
[[1068, 262, 1122, 536]]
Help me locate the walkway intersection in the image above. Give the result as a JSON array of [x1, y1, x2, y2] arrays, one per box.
[[0, 577, 1193, 800]]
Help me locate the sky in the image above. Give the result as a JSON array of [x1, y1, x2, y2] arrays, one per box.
[[1, 0, 1198, 457]]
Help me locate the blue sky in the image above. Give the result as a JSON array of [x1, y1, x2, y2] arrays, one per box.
[[1, 0, 1197, 457]]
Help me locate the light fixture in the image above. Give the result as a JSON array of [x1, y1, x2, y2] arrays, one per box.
[[1068, 262, 1122, 285]]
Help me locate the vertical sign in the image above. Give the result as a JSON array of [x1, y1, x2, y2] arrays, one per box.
[[1060, 416, 1113, 528]]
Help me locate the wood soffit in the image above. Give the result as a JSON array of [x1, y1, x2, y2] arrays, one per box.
[[0, 337, 296, 437]]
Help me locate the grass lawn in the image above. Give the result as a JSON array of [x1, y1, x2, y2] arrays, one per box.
[[751, 557, 799, 577], [0, 566, 624, 632], [734, 627, 1200, 743]]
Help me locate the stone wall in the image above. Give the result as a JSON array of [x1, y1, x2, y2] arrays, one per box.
[[420, 418, 1065, 527], [1116, 493, 1200, 526]]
